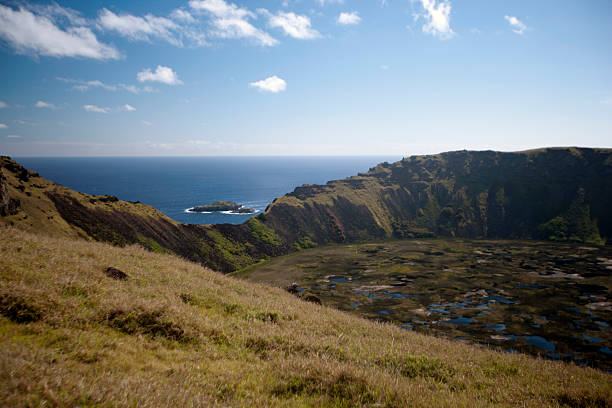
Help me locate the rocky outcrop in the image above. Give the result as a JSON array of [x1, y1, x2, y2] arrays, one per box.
[[0, 167, 20, 217], [189, 201, 255, 214]]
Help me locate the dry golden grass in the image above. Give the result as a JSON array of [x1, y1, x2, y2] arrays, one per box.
[[0, 226, 610, 407]]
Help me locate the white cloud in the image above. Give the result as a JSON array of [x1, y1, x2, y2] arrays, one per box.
[[122, 104, 136, 112], [58, 77, 117, 91], [504, 15, 527, 35], [602, 98, 612, 105], [0, 123, 7, 129], [7, 134, 22, 138], [29, 3, 87, 26], [189, 0, 278, 46], [337, 11, 361, 25], [137, 65, 183, 85], [0, 101, 7, 108], [35, 100, 56, 109], [0, 5, 120, 60], [57, 77, 154, 93], [267, 11, 320, 39], [417, 0, 454, 40], [142, 120, 153, 126], [120, 84, 155, 94], [380, 64, 389, 70], [83, 104, 109, 113], [249, 75, 286, 93], [98, 8, 182, 46], [170, 9, 196, 23]]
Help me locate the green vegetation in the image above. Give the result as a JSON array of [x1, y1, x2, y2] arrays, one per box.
[[237, 238, 612, 370], [247, 217, 281, 245], [138, 236, 174, 254], [1, 227, 610, 407], [539, 189, 605, 245], [292, 235, 318, 251]]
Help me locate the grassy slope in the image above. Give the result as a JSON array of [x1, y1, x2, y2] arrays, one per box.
[[0, 156, 286, 272], [2, 149, 611, 275], [1, 227, 610, 407]]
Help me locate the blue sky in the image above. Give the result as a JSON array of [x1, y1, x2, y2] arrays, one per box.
[[0, 0, 610, 156]]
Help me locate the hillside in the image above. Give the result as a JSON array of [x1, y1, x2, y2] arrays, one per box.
[[2, 148, 611, 274], [0, 156, 285, 272], [260, 147, 611, 248], [1, 227, 610, 407]]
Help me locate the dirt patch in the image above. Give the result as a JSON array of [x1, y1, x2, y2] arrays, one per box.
[[104, 267, 128, 280], [272, 370, 376, 405], [554, 392, 610, 408], [0, 293, 41, 323], [103, 309, 187, 342]]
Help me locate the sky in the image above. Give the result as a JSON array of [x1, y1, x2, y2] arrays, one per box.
[[0, 0, 610, 156]]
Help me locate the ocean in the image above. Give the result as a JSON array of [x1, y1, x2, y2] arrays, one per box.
[[16, 156, 401, 225]]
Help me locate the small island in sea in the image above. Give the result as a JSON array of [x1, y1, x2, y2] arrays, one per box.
[[188, 200, 256, 214]]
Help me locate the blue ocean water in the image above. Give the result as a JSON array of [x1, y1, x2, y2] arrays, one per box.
[[16, 156, 400, 225]]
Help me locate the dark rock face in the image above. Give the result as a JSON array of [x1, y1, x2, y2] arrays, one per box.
[[0, 169, 20, 217], [104, 267, 129, 280]]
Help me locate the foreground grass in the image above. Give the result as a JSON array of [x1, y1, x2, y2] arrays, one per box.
[[0, 228, 610, 407]]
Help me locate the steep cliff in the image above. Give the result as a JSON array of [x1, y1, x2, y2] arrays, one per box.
[[1, 148, 610, 273], [259, 148, 611, 247]]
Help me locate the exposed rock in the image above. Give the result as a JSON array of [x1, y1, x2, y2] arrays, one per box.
[[464, 289, 488, 298], [303, 294, 322, 305], [189, 201, 255, 214], [97, 195, 119, 203], [585, 302, 612, 312], [104, 267, 128, 280], [0, 169, 20, 217], [286, 282, 299, 294], [490, 335, 513, 341]]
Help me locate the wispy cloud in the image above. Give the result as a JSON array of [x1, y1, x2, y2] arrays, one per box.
[[316, 0, 344, 5], [0, 101, 7, 108], [416, 0, 454, 40], [7, 134, 22, 138], [249, 75, 287, 93], [122, 104, 136, 112], [83, 104, 109, 113], [171, 9, 196, 23], [98, 8, 200, 47], [57, 77, 154, 93], [337, 11, 361, 25], [504, 15, 527, 35], [265, 11, 320, 39], [0, 123, 7, 129], [602, 97, 612, 105], [189, 0, 278, 46], [137, 65, 183, 85], [14, 120, 39, 126], [0, 4, 119, 60], [35, 100, 56, 109], [142, 120, 153, 126]]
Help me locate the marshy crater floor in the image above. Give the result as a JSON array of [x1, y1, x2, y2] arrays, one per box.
[[234, 239, 612, 370]]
